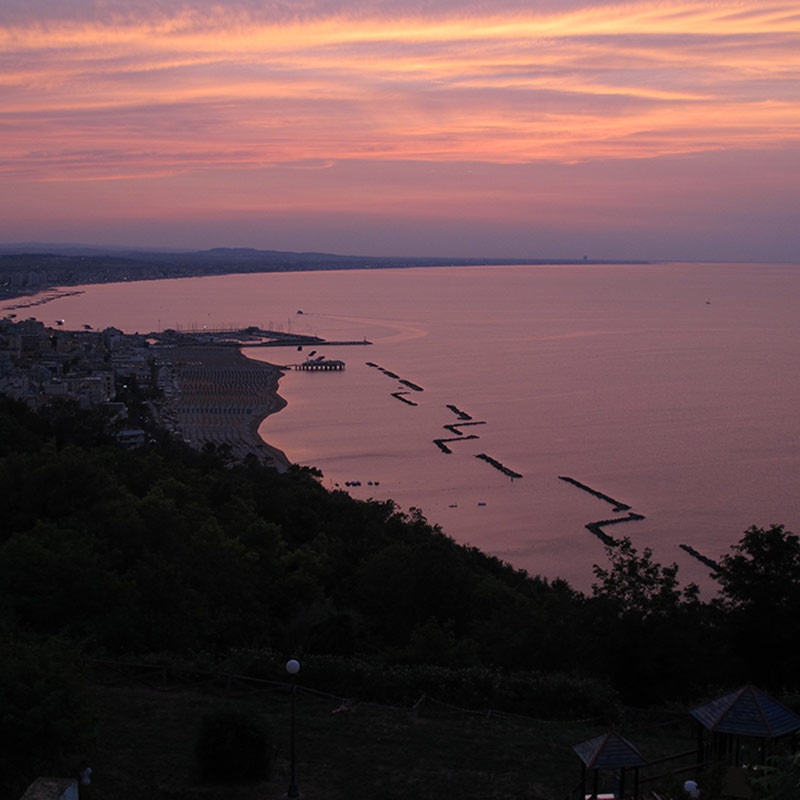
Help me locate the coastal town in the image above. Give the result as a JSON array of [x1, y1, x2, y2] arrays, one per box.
[[0, 315, 301, 466], [0, 315, 154, 430]]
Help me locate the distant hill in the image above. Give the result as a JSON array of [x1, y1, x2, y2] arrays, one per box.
[[0, 244, 645, 297]]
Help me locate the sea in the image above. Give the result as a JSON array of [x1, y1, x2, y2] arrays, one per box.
[[6, 261, 799, 592]]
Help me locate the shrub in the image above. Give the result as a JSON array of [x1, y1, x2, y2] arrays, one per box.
[[194, 708, 272, 783], [0, 637, 94, 800]]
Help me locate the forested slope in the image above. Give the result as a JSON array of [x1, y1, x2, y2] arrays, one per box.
[[2, 395, 799, 794]]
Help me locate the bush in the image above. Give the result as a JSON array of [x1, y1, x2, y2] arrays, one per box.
[[194, 708, 272, 783], [0, 637, 94, 800], [241, 652, 620, 720]]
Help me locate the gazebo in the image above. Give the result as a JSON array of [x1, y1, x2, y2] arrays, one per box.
[[573, 730, 647, 800], [691, 685, 800, 767]]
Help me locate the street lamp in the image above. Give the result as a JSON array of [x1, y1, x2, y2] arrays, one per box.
[[285, 659, 301, 799]]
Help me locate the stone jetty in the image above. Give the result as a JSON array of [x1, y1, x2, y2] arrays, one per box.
[[475, 453, 523, 479], [558, 476, 632, 512], [367, 361, 424, 391], [443, 421, 486, 435], [679, 544, 721, 572], [559, 476, 645, 545], [446, 404, 472, 420], [433, 435, 480, 454], [585, 514, 646, 546], [391, 391, 418, 406]]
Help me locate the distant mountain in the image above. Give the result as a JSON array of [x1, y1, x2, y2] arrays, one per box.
[[0, 242, 190, 256], [1, 244, 645, 298]]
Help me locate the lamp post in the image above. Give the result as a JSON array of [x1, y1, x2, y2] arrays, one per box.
[[285, 659, 301, 799]]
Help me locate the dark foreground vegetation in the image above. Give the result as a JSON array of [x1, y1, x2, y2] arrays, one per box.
[[2, 395, 799, 797], [69, 679, 702, 800]]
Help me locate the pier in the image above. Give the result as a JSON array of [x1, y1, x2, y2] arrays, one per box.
[[251, 339, 369, 348], [146, 325, 371, 350], [294, 359, 345, 371]]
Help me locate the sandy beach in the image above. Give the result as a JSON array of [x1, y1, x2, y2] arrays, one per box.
[[155, 344, 290, 470]]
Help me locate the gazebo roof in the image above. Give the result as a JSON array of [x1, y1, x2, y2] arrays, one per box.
[[691, 685, 800, 739], [573, 731, 647, 770]]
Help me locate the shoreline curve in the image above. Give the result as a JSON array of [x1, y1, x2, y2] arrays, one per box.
[[155, 344, 290, 470]]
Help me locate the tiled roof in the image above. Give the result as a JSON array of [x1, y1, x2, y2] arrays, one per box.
[[573, 731, 647, 769], [19, 777, 77, 800], [691, 685, 800, 738]]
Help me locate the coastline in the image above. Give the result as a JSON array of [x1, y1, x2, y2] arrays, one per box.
[[155, 344, 290, 470]]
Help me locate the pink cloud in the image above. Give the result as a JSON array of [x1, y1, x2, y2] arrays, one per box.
[[1, 1, 799, 257]]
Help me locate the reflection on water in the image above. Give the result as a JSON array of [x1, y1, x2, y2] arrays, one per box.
[[5, 262, 800, 591], [311, 312, 430, 344]]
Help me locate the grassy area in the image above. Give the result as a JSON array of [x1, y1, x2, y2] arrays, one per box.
[[81, 681, 699, 800]]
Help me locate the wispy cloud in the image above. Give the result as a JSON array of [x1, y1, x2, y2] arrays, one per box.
[[1, 1, 799, 182]]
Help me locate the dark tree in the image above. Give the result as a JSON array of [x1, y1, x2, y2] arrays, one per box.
[[714, 524, 800, 687], [592, 537, 699, 618], [590, 538, 717, 703]]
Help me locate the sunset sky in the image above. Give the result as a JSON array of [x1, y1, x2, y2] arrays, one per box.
[[1, 0, 798, 260]]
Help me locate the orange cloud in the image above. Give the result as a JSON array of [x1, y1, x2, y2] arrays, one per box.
[[0, 1, 799, 184]]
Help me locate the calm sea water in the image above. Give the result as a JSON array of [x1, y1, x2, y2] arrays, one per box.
[[7, 262, 799, 591]]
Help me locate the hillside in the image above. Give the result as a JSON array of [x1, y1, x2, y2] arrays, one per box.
[[0, 245, 644, 299], [2, 395, 799, 796]]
